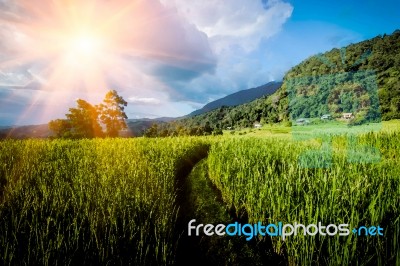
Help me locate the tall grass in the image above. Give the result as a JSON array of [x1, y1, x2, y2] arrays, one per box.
[[0, 138, 207, 265], [1, 132, 399, 265], [208, 133, 400, 265]]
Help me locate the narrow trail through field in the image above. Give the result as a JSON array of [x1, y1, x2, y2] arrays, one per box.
[[174, 147, 286, 265]]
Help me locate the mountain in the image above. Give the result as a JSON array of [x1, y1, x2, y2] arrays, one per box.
[[162, 29, 400, 133], [127, 117, 175, 123], [188, 81, 282, 117], [4, 30, 400, 139], [123, 117, 176, 137], [0, 124, 51, 139], [125, 120, 167, 137], [0, 121, 167, 139], [277, 29, 400, 122], [125, 82, 282, 137]]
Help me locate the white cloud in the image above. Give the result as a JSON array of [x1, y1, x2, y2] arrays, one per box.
[[162, 0, 293, 53], [158, 0, 293, 106], [0, 70, 32, 87], [128, 97, 161, 105], [0, 0, 294, 124], [0, 0, 217, 89]]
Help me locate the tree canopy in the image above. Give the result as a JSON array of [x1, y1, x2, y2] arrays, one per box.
[[49, 90, 128, 139], [98, 90, 128, 137]]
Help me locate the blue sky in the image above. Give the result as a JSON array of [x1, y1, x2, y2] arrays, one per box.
[[287, 0, 399, 39], [0, 0, 399, 125]]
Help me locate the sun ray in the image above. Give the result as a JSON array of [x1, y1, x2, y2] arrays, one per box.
[[0, 0, 214, 124]]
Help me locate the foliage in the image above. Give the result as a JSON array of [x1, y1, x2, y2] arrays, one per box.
[[97, 90, 128, 137], [49, 90, 127, 138], [143, 120, 216, 137], [177, 29, 400, 129], [48, 119, 73, 138], [49, 99, 103, 138], [67, 99, 103, 138]]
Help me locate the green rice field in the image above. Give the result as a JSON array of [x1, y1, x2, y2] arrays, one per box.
[[0, 121, 399, 265]]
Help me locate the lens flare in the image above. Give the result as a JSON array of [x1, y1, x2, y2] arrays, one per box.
[[0, 0, 210, 124], [0, 0, 153, 123], [69, 35, 102, 58]]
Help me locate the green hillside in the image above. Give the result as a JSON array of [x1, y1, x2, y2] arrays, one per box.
[[164, 29, 400, 134]]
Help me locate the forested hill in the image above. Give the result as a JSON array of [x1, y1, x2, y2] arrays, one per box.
[[166, 29, 400, 133], [188, 81, 282, 117], [281, 29, 400, 122]]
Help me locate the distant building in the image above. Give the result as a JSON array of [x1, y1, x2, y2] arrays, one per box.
[[296, 118, 310, 125], [321, 114, 331, 120], [342, 113, 354, 119], [253, 122, 262, 129]]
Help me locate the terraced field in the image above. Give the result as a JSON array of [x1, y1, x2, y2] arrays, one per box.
[[208, 132, 400, 265], [0, 138, 209, 265], [0, 125, 399, 265]]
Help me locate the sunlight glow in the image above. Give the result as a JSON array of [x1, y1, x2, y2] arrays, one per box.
[[61, 32, 105, 69], [1, 0, 145, 94], [1, 0, 190, 123], [70, 35, 102, 57], [0, 0, 146, 123]]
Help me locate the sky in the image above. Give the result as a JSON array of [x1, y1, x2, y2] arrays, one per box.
[[0, 0, 399, 125]]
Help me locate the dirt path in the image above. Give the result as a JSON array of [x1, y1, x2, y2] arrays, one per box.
[[174, 152, 285, 265]]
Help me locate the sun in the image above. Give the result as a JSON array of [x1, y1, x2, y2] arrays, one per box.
[[1, 0, 148, 94], [70, 35, 102, 57], [59, 31, 105, 69]]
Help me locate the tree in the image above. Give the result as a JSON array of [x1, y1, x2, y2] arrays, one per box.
[[97, 90, 128, 137], [48, 90, 128, 139], [48, 99, 102, 139], [48, 119, 72, 138], [144, 124, 159, 137], [66, 99, 103, 138], [203, 121, 213, 135]]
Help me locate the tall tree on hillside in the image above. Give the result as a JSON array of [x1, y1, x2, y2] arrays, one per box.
[[97, 90, 128, 137]]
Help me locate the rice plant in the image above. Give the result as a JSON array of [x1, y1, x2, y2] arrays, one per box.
[[207, 133, 400, 265], [0, 138, 208, 265]]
